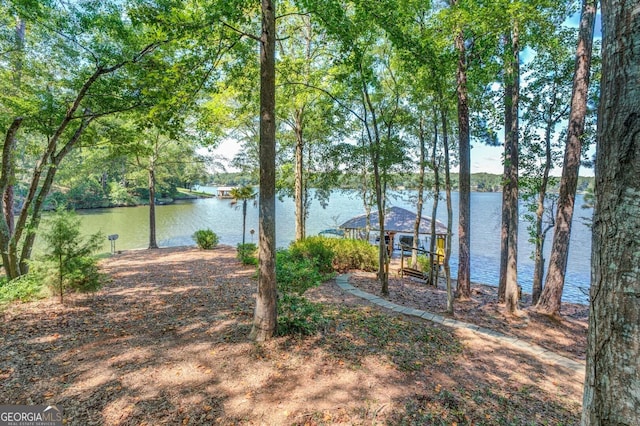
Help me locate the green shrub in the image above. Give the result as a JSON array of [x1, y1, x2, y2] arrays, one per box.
[[237, 243, 258, 265], [327, 238, 379, 272], [274, 245, 335, 336], [193, 229, 219, 249], [276, 249, 325, 295], [288, 236, 335, 274], [416, 255, 432, 273], [277, 293, 327, 336], [0, 275, 45, 304]]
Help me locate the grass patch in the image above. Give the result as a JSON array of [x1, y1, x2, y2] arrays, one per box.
[[175, 187, 214, 198]]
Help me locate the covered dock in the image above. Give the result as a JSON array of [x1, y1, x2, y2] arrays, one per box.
[[339, 206, 449, 284]]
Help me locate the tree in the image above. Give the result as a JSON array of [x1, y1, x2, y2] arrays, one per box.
[[229, 185, 257, 246], [520, 28, 574, 304], [299, 0, 409, 295], [439, 101, 455, 315], [250, 0, 278, 341], [581, 1, 640, 422], [448, 0, 472, 301], [536, 0, 598, 317], [497, 25, 522, 314], [132, 129, 204, 249], [0, 0, 162, 278], [276, 4, 336, 241], [0, 0, 234, 279], [40, 208, 103, 304]]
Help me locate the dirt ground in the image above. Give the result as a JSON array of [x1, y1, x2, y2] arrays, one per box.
[[1, 246, 586, 425], [348, 261, 589, 361]]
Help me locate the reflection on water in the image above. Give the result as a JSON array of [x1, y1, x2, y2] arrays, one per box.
[[64, 189, 591, 304]]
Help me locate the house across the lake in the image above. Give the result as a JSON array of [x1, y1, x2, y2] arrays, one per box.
[[216, 186, 236, 198]]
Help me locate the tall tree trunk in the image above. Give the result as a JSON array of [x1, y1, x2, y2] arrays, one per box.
[[0, 118, 22, 279], [242, 200, 247, 246], [532, 123, 554, 304], [411, 117, 427, 269], [4, 18, 25, 239], [1, 44, 153, 279], [148, 163, 159, 249], [503, 27, 521, 314], [294, 109, 305, 241], [429, 115, 440, 288], [452, 5, 471, 300], [536, 0, 597, 317], [441, 105, 454, 315], [359, 135, 373, 241], [374, 159, 388, 295], [251, 0, 277, 341], [582, 1, 639, 422], [359, 65, 388, 295], [18, 116, 93, 273]]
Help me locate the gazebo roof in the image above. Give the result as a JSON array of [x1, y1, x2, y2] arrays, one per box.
[[339, 206, 448, 235]]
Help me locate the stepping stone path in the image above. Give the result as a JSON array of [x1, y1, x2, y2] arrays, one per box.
[[335, 274, 585, 381]]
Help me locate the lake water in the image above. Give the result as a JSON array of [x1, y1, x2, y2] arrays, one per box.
[[71, 188, 592, 304]]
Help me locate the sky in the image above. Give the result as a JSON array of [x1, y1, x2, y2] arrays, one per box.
[[213, 9, 601, 178]]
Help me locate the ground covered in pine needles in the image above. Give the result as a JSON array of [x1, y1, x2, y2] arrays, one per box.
[[1, 246, 585, 425]]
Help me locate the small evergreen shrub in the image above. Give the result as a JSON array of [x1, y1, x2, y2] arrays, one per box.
[[237, 243, 258, 265], [40, 207, 105, 303], [193, 229, 219, 249]]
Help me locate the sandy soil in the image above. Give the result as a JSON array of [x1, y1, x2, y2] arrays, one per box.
[[1, 246, 586, 425]]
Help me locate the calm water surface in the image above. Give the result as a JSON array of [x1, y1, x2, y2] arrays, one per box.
[[69, 189, 592, 304]]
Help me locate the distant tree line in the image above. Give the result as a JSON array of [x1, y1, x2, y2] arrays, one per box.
[[210, 172, 595, 195]]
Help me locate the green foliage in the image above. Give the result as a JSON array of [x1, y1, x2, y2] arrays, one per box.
[[276, 249, 326, 295], [416, 255, 432, 274], [67, 179, 108, 209], [287, 236, 378, 273], [288, 236, 335, 274], [193, 229, 219, 250], [107, 182, 138, 206], [0, 275, 45, 304], [40, 208, 105, 302], [237, 243, 258, 265], [275, 242, 336, 336], [326, 238, 379, 272], [277, 293, 327, 336]]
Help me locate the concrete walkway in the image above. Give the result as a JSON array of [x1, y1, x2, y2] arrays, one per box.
[[335, 274, 585, 380]]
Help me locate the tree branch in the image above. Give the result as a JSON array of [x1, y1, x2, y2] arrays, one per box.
[[279, 81, 364, 123], [222, 21, 261, 42]]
